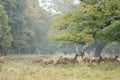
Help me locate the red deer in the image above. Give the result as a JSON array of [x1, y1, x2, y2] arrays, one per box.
[[0, 57, 4, 63], [111, 55, 119, 62], [90, 56, 104, 63], [68, 53, 79, 64], [56, 53, 79, 64], [82, 57, 91, 63], [34, 57, 43, 63], [80, 52, 91, 63], [103, 55, 119, 63], [56, 56, 69, 64], [44, 59, 54, 65]]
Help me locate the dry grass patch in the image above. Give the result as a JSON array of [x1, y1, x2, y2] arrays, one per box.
[[0, 55, 120, 80]]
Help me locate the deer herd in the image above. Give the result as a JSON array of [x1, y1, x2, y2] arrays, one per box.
[[33, 52, 120, 65], [0, 52, 120, 65]]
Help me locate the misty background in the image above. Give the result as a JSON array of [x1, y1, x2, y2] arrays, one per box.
[[0, 0, 120, 57]]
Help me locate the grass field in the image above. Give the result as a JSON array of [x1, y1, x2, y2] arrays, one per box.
[[0, 55, 120, 80]]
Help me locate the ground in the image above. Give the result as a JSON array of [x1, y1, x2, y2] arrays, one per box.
[[0, 54, 120, 80]]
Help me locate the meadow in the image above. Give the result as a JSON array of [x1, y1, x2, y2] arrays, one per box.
[[0, 54, 120, 80]]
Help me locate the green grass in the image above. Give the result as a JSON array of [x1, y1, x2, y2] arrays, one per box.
[[0, 55, 120, 80]]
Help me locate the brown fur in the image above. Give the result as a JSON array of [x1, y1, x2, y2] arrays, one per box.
[[56, 54, 79, 64], [44, 59, 54, 65], [80, 52, 91, 63], [82, 57, 91, 63], [56, 56, 69, 64], [0, 57, 4, 63], [103, 55, 119, 63], [90, 56, 104, 63], [34, 57, 43, 63], [68, 54, 79, 64]]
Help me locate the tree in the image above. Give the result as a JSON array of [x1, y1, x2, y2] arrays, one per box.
[[0, 4, 12, 50], [1, 0, 28, 54], [1, 0, 58, 54], [97, 0, 120, 42], [49, 0, 120, 44], [24, 0, 55, 54]]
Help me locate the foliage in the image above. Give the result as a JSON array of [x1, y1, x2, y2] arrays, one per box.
[[49, 0, 120, 44], [1, 0, 28, 53], [0, 4, 12, 49], [1, 0, 57, 54], [0, 0, 119, 54]]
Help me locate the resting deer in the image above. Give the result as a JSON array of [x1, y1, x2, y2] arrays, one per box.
[[56, 53, 79, 64], [0, 57, 4, 63], [56, 56, 69, 64], [68, 53, 79, 64], [112, 55, 119, 62], [34, 57, 43, 63], [103, 55, 119, 63], [90, 56, 104, 63], [80, 52, 91, 63], [44, 59, 54, 65]]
